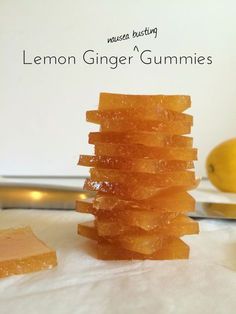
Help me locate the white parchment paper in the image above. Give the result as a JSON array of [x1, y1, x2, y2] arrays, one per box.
[[0, 180, 236, 314]]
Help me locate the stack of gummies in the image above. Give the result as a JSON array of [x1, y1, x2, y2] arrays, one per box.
[[77, 93, 199, 260]]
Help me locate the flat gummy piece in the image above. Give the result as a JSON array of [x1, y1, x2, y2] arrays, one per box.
[[79, 155, 194, 173], [94, 143, 197, 161], [100, 119, 191, 134], [77, 203, 180, 231], [89, 132, 193, 148], [91, 190, 195, 212], [97, 237, 190, 260], [90, 168, 196, 188], [86, 108, 193, 125], [96, 215, 199, 237], [0, 227, 57, 278], [99, 93, 191, 112], [78, 222, 98, 241], [77, 219, 195, 256], [78, 222, 163, 255], [83, 179, 198, 200]]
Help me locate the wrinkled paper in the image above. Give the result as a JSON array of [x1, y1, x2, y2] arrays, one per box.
[[0, 180, 236, 314]]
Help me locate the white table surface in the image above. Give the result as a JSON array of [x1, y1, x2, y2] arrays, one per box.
[[0, 179, 236, 314]]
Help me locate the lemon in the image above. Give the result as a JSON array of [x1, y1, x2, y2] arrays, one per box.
[[206, 138, 236, 192]]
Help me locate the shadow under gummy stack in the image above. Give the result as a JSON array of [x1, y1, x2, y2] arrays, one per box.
[[77, 93, 199, 260]]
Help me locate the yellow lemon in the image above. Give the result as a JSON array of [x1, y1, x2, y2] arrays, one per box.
[[206, 138, 236, 192]]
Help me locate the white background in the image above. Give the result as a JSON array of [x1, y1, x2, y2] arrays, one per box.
[[0, 0, 236, 177]]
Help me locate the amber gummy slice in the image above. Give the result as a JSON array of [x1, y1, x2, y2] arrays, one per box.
[[100, 119, 191, 134], [77, 190, 195, 213], [91, 190, 195, 212], [90, 168, 196, 187], [0, 227, 57, 278], [77, 202, 180, 231], [89, 132, 193, 147], [99, 93, 191, 112], [77, 203, 198, 236], [78, 219, 196, 256], [95, 215, 199, 237], [94, 143, 197, 161], [77, 222, 163, 255], [83, 179, 198, 200], [79, 155, 194, 173], [97, 237, 190, 260], [78, 222, 98, 241], [86, 108, 193, 125], [88, 168, 196, 200], [117, 232, 163, 255]]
